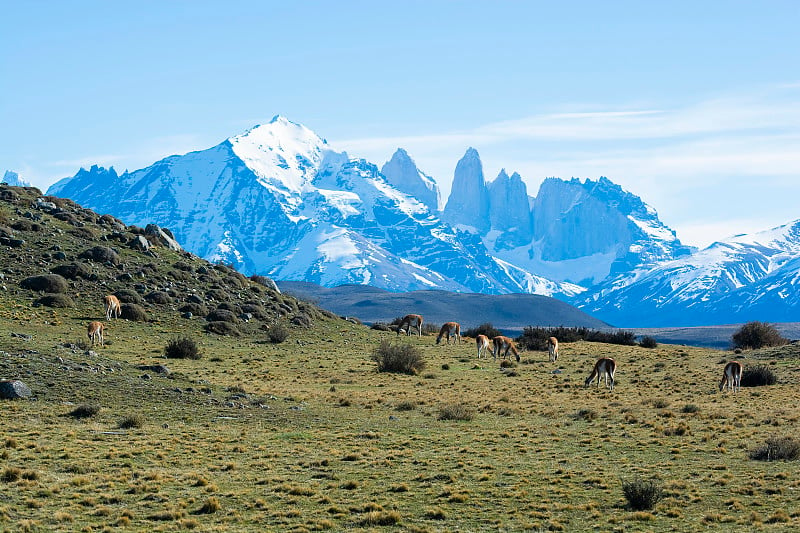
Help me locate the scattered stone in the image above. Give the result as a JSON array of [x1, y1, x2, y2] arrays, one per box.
[[0, 380, 32, 399]]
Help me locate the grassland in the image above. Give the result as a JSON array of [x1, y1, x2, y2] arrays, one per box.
[[1, 186, 799, 532], [2, 300, 800, 532]]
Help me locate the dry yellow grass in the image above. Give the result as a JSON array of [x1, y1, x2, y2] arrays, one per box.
[[1, 297, 799, 532]]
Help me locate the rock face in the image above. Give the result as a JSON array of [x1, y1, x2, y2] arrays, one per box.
[[487, 170, 533, 250], [442, 148, 490, 233], [0, 380, 32, 399], [380, 148, 440, 214]]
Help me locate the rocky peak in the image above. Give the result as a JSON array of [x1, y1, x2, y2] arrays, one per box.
[[442, 147, 490, 233], [380, 148, 441, 213], [487, 169, 533, 249]]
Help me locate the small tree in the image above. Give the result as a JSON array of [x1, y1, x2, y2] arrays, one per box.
[[463, 323, 501, 339], [732, 321, 787, 350]]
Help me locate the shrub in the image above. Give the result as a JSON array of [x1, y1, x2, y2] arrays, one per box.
[[422, 322, 440, 335], [216, 302, 243, 314], [144, 291, 172, 304], [179, 303, 208, 316], [241, 303, 268, 320], [206, 309, 238, 323], [574, 408, 598, 421], [78, 245, 120, 265], [20, 274, 68, 293], [118, 414, 145, 429], [437, 402, 475, 421], [639, 336, 658, 349], [371, 340, 426, 375], [114, 289, 143, 305], [165, 337, 202, 360], [682, 404, 700, 414], [68, 404, 101, 419], [516, 326, 637, 350], [732, 321, 788, 350], [120, 303, 148, 322], [268, 322, 289, 344], [741, 365, 777, 387], [463, 322, 502, 339], [622, 477, 663, 510], [50, 263, 92, 280], [749, 436, 800, 461], [204, 321, 240, 336], [35, 293, 74, 308]]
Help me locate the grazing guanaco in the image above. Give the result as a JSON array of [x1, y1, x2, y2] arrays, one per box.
[[397, 314, 423, 337], [719, 361, 743, 392], [436, 322, 461, 345], [476, 334, 491, 359], [492, 336, 520, 362], [547, 336, 559, 362], [104, 294, 121, 320], [585, 357, 616, 391], [87, 321, 104, 346]]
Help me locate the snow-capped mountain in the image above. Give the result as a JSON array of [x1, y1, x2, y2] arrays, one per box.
[[578, 220, 800, 326], [48, 116, 580, 297], [46, 115, 800, 327], [3, 170, 31, 187]]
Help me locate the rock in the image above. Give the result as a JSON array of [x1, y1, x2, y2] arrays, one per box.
[[137, 364, 171, 375], [0, 380, 32, 399], [130, 235, 151, 251], [144, 224, 183, 251]]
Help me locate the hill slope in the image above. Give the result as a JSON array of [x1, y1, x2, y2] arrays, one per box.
[[279, 281, 609, 329]]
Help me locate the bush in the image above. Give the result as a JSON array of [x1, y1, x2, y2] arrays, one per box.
[[120, 303, 148, 322], [206, 309, 238, 323], [50, 263, 92, 280], [241, 303, 268, 320], [68, 404, 101, 419], [371, 340, 426, 375], [516, 326, 636, 350], [741, 365, 777, 387], [179, 303, 208, 316], [750, 436, 800, 461], [144, 291, 173, 304], [732, 321, 788, 350], [20, 274, 68, 293], [205, 321, 240, 336], [639, 336, 658, 348], [78, 245, 120, 265], [437, 402, 475, 421], [422, 323, 440, 336], [165, 337, 202, 360], [463, 322, 502, 339], [35, 293, 75, 308], [118, 414, 145, 429], [114, 289, 143, 305], [268, 322, 290, 343], [622, 477, 663, 510]]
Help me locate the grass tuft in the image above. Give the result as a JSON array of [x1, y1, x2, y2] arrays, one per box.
[[371, 340, 426, 375], [749, 436, 800, 461]]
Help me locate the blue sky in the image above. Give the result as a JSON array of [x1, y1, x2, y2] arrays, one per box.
[[2, 1, 798, 248]]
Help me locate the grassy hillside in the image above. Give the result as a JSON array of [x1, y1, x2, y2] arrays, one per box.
[[1, 185, 800, 532], [278, 281, 609, 329]]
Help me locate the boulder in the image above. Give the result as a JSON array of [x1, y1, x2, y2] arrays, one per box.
[[0, 380, 32, 399], [144, 224, 183, 251]]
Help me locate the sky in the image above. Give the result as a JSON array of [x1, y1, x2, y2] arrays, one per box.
[[2, 0, 798, 249]]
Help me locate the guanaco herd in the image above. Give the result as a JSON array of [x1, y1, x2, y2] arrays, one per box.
[[397, 313, 745, 393], [84, 305, 744, 394]]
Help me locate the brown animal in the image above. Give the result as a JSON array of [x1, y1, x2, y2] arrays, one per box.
[[547, 336, 559, 362], [492, 335, 520, 362], [87, 321, 104, 346], [436, 322, 461, 345], [719, 361, 743, 392], [397, 314, 423, 337], [476, 334, 491, 359], [104, 294, 121, 320], [585, 357, 616, 390]]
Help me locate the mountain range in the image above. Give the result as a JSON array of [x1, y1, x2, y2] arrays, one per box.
[[35, 115, 800, 327]]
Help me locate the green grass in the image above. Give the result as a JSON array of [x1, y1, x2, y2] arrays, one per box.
[[1, 185, 800, 531]]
